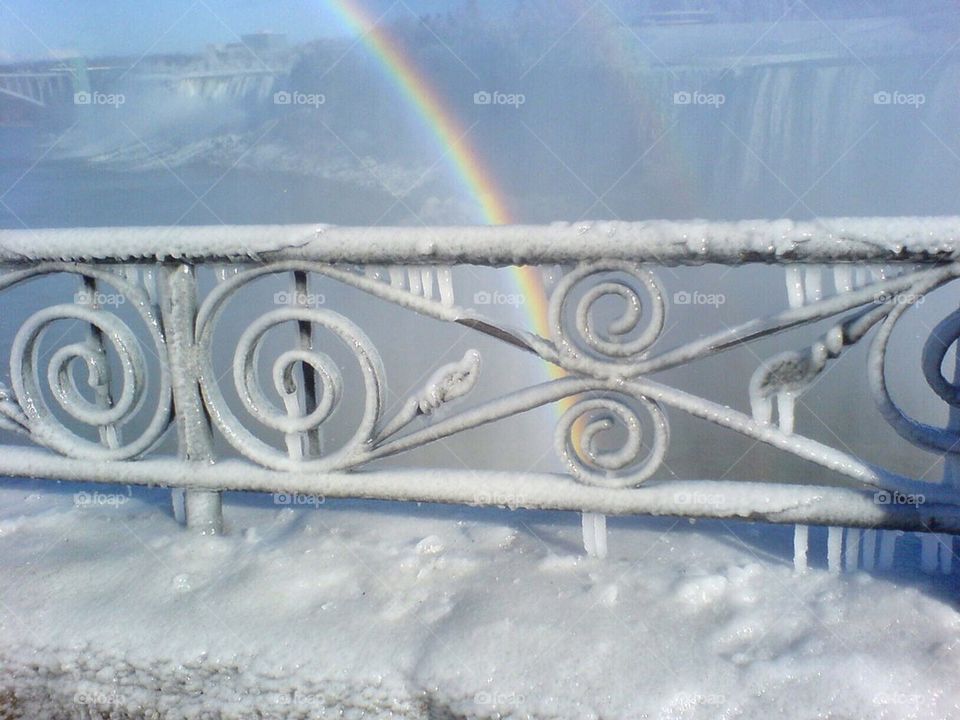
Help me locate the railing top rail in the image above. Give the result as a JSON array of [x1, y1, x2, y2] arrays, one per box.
[[1, 216, 960, 265]]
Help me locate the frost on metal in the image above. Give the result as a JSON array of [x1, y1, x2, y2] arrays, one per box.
[[1, 220, 960, 544], [1, 215, 960, 265]]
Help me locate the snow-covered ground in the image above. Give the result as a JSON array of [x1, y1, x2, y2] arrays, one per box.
[[1, 479, 958, 719]]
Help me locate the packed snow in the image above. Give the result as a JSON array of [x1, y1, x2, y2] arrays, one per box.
[[1, 480, 959, 719]]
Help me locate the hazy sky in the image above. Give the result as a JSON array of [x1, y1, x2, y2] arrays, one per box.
[[0, 0, 496, 61]]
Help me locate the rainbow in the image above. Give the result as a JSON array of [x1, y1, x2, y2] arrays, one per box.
[[328, 0, 570, 421], [327, 0, 512, 225]]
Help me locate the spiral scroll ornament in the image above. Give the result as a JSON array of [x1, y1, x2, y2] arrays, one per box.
[[197, 299, 386, 471], [548, 261, 665, 376], [3, 266, 172, 460], [554, 395, 669, 488]]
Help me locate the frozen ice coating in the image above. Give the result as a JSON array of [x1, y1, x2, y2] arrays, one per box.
[[2, 216, 960, 265]]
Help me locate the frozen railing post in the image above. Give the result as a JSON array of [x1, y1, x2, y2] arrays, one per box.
[[160, 263, 222, 534]]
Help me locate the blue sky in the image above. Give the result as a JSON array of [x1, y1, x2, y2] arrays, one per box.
[[0, 0, 503, 61]]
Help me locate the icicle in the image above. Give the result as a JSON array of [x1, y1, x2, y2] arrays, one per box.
[[593, 513, 607, 559], [581, 513, 597, 557], [833, 266, 854, 294], [870, 266, 886, 283], [862, 529, 877, 571], [878, 530, 901, 570], [408, 267, 423, 296], [388, 266, 405, 289], [750, 393, 772, 425], [215, 266, 229, 283], [793, 524, 808, 572], [141, 268, 158, 305], [921, 534, 939, 574], [172, 488, 185, 524], [420, 268, 434, 300], [844, 528, 860, 572], [436, 267, 454, 308], [784, 266, 804, 309], [804, 267, 822, 304], [827, 526, 843, 573], [364, 265, 383, 281], [123, 266, 139, 286], [854, 267, 871, 288], [939, 535, 953, 574], [777, 391, 796, 434]]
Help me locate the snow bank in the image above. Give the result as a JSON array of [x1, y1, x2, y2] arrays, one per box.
[[1, 480, 958, 719], [1, 216, 960, 265]]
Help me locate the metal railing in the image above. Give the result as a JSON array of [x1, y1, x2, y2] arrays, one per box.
[[1, 218, 960, 549]]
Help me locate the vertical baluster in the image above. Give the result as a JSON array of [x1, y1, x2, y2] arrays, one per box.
[[77, 275, 121, 449], [938, 314, 960, 574], [292, 270, 321, 458], [160, 264, 222, 534], [783, 266, 808, 570]]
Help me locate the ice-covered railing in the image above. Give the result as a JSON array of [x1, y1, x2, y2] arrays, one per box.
[[2, 218, 960, 572]]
